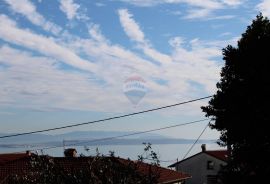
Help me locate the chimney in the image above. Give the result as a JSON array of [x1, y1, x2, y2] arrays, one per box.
[[26, 150, 31, 156], [64, 148, 77, 157], [201, 144, 206, 152]]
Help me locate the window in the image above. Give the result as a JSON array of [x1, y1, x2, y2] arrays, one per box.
[[207, 175, 217, 184], [207, 161, 214, 170]]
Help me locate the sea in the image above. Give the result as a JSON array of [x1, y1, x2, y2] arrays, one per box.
[[0, 143, 222, 167]]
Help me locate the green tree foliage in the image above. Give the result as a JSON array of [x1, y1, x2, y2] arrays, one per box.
[[202, 14, 270, 184]]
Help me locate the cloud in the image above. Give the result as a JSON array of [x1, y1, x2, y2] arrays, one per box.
[[116, 0, 222, 9], [165, 37, 238, 99], [0, 6, 234, 116], [4, 0, 62, 35], [116, 0, 244, 19], [78, 24, 161, 79], [0, 15, 97, 73], [117, 0, 243, 8], [88, 24, 107, 42], [0, 44, 157, 113], [118, 9, 145, 43], [119, 0, 223, 9], [177, 0, 222, 9], [256, 0, 270, 18], [221, 0, 244, 6], [95, 2, 106, 7], [118, 9, 172, 64], [219, 32, 232, 37], [75, 27, 225, 112], [185, 13, 235, 20], [169, 37, 185, 48], [116, 0, 160, 7], [0, 12, 226, 115], [0, 45, 104, 111], [60, 0, 80, 20], [183, 8, 212, 19], [58, 0, 90, 22], [207, 15, 235, 20], [141, 46, 172, 64]]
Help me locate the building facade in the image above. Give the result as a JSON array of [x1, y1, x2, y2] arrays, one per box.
[[169, 144, 228, 184]]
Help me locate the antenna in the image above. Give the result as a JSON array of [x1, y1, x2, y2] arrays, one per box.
[[63, 139, 66, 156]]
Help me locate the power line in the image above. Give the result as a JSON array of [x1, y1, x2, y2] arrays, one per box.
[[0, 96, 212, 139], [29, 118, 209, 152], [144, 158, 177, 163], [181, 122, 210, 160]]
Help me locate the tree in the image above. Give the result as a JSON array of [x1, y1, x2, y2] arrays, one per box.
[[202, 14, 270, 184], [8, 143, 160, 184]]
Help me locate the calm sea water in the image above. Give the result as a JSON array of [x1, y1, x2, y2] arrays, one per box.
[[0, 143, 221, 167]]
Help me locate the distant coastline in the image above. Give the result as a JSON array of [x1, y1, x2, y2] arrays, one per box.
[[0, 130, 216, 149]]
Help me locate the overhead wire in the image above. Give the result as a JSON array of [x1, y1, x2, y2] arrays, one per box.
[[181, 122, 210, 160], [0, 95, 212, 139], [27, 118, 210, 152]]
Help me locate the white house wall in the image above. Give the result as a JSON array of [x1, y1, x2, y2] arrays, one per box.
[[175, 153, 226, 184]]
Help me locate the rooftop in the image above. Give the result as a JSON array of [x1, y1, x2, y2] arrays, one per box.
[[0, 152, 32, 165], [0, 152, 190, 184], [168, 144, 228, 167]]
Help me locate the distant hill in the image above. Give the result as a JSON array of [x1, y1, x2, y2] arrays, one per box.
[[0, 131, 216, 148], [0, 131, 169, 143]]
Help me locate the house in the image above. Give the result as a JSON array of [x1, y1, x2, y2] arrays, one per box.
[[168, 144, 228, 184], [0, 150, 191, 184], [117, 157, 191, 184]]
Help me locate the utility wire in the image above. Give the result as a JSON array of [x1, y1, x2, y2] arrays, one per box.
[[28, 118, 209, 152], [181, 122, 210, 160], [0, 96, 212, 139], [144, 158, 177, 163]]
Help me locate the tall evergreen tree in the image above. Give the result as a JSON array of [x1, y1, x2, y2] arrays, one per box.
[[202, 14, 270, 184]]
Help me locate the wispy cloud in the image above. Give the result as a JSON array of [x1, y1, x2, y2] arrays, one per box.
[[118, 9, 172, 64], [117, 0, 244, 19], [58, 24, 226, 113], [59, 0, 89, 21], [118, 9, 145, 43], [60, 0, 80, 20], [0, 45, 104, 111], [117, 0, 243, 8], [95, 2, 106, 7], [0, 14, 97, 73], [88, 24, 107, 42], [256, 0, 270, 18], [116, 0, 160, 7], [116, 0, 222, 9], [4, 0, 62, 35], [207, 15, 236, 20], [183, 8, 212, 19], [179, 0, 223, 9], [119, 0, 223, 9], [0, 6, 236, 114], [169, 37, 185, 48], [221, 0, 245, 6]]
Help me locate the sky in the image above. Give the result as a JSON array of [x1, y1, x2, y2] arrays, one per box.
[[0, 0, 268, 140]]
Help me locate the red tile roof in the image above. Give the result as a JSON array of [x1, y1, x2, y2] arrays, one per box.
[[0, 152, 31, 165], [53, 157, 191, 183], [0, 152, 33, 183], [168, 149, 228, 167], [0, 153, 190, 184], [205, 150, 228, 162], [117, 158, 191, 183]]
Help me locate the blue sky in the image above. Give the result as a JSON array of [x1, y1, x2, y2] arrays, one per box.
[[0, 0, 268, 140]]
